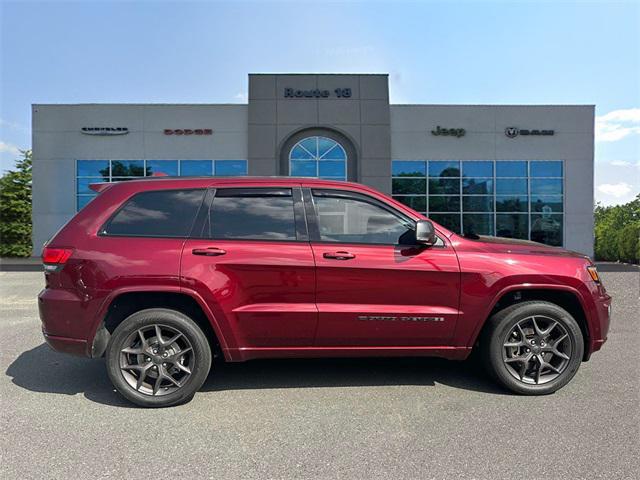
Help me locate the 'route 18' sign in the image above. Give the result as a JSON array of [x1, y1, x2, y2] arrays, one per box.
[[284, 88, 352, 98]]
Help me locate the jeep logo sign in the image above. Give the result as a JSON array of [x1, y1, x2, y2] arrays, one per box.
[[505, 127, 554, 138], [431, 126, 466, 138]]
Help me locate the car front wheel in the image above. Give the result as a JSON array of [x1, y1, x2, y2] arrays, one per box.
[[482, 301, 584, 395], [106, 308, 212, 407]]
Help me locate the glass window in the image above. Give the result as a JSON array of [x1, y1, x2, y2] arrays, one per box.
[[463, 196, 493, 212], [110, 160, 146, 177], [77, 160, 109, 178], [103, 189, 205, 237], [209, 189, 296, 241], [429, 196, 460, 212], [429, 213, 460, 233], [496, 178, 528, 195], [496, 161, 527, 177], [463, 178, 493, 194], [463, 214, 494, 236], [496, 195, 528, 212], [531, 195, 563, 213], [392, 161, 426, 177], [147, 160, 178, 177], [215, 160, 247, 176], [393, 195, 426, 213], [530, 161, 562, 177], [496, 214, 529, 239], [393, 178, 426, 195], [462, 161, 493, 177], [531, 214, 563, 246], [429, 178, 460, 195], [313, 194, 413, 244], [429, 161, 460, 177], [180, 160, 212, 176], [289, 136, 347, 181], [77, 195, 96, 210], [531, 178, 563, 195]]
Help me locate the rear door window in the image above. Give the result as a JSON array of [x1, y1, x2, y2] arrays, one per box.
[[102, 189, 205, 237], [202, 188, 297, 241]]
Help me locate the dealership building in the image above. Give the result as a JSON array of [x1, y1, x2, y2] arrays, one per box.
[[32, 73, 595, 255]]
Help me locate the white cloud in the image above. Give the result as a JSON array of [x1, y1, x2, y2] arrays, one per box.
[[233, 92, 248, 103], [597, 182, 633, 198], [610, 160, 640, 168], [595, 107, 640, 142], [0, 141, 21, 156]]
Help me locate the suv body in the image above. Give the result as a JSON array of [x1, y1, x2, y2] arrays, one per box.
[[38, 177, 611, 406]]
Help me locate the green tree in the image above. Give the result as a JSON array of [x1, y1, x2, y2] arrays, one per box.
[[0, 149, 32, 257], [594, 193, 640, 263]]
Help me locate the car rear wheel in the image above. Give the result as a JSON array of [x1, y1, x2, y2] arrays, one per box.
[[106, 308, 211, 407], [482, 301, 584, 395]]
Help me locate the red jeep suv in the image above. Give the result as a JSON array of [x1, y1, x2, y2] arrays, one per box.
[[38, 177, 611, 407]]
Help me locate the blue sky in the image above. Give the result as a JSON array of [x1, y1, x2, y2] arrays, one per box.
[[1, 0, 638, 205]]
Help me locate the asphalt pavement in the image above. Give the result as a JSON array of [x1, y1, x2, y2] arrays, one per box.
[[1, 270, 638, 479]]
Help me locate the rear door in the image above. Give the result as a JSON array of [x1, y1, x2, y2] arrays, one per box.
[[305, 188, 460, 347], [181, 186, 318, 350]]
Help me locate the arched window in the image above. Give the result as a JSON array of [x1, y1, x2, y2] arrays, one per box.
[[289, 136, 347, 181]]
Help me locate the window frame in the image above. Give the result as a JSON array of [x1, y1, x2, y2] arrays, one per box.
[[304, 187, 443, 247], [98, 187, 208, 239], [192, 187, 308, 243], [288, 136, 348, 181]]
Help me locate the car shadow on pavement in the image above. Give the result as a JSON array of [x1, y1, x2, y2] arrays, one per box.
[[7, 344, 508, 407]]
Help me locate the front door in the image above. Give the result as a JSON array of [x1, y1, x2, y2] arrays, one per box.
[[181, 187, 317, 350], [306, 188, 460, 347]]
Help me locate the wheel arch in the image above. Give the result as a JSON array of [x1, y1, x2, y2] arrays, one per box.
[[472, 286, 591, 361], [92, 289, 232, 361]]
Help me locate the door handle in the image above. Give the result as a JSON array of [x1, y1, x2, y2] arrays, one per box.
[[323, 251, 356, 260], [192, 247, 227, 257]]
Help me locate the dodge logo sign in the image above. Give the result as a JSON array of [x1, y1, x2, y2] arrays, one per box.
[[164, 129, 213, 135], [505, 127, 554, 138], [81, 127, 129, 136]]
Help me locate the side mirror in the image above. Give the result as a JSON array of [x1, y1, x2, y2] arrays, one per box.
[[415, 220, 437, 246]]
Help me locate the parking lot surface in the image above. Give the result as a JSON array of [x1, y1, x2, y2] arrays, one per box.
[[1, 269, 638, 479]]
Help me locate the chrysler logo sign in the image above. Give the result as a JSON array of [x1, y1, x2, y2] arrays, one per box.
[[505, 127, 554, 138], [81, 127, 129, 136]]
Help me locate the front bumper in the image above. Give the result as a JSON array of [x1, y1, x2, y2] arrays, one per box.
[[585, 292, 612, 359]]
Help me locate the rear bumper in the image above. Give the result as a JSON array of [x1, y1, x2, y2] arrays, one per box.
[[42, 331, 88, 356]]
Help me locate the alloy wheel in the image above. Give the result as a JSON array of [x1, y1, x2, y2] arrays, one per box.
[[119, 324, 194, 396], [502, 315, 572, 385]]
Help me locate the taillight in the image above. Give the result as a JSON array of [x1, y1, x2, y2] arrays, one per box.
[[42, 247, 73, 271]]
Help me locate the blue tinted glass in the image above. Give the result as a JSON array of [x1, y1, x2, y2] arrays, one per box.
[[463, 214, 494, 236], [392, 161, 426, 177], [462, 178, 493, 194], [462, 161, 493, 177], [147, 160, 178, 177], [110, 160, 145, 177], [77, 178, 101, 194], [215, 160, 247, 176], [531, 195, 563, 212], [321, 144, 346, 160], [180, 160, 212, 176], [530, 161, 562, 177], [77, 195, 96, 210], [496, 178, 528, 195], [77, 160, 109, 178], [319, 160, 345, 178], [290, 144, 314, 160], [300, 138, 318, 157], [531, 178, 563, 195], [318, 138, 340, 158], [429, 161, 460, 177], [291, 160, 317, 177], [496, 161, 527, 177]]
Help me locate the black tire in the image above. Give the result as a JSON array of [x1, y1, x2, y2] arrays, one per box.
[[481, 301, 584, 395], [106, 308, 212, 407]]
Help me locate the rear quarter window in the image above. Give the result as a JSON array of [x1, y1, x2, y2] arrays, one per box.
[[102, 189, 205, 237]]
